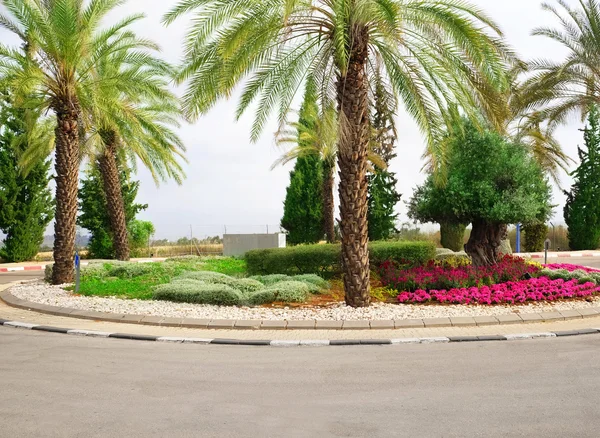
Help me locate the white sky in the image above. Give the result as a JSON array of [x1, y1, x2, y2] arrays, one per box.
[[0, 1, 583, 240]]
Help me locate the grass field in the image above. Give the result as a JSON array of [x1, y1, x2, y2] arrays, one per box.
[[68, 257, 245, 300]]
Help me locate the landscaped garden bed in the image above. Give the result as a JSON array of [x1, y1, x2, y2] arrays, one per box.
[[15, 245, 600, 322]]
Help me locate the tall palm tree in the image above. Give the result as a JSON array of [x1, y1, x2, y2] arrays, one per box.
[[0, 0, 147, 283], [165, 0, 512, 307], [85, 48, 186, 260], [518, 0, 600, 131]]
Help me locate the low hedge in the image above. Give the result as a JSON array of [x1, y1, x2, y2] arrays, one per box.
[[245, 241, 436, 276]]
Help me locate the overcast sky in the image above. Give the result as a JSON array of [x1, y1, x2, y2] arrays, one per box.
[[0, 1, 583, 240]]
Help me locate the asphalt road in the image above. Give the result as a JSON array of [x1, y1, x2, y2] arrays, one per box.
[[1, 328, 600, 437], [1, 258, 600, 437], [0, 271, 43, 284]]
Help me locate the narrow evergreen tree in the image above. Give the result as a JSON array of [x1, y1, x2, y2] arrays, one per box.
[[78, 163, 147, 259], [564, 106, 600, 250], [280, 82, 323, 244], [0, 92, 54, 262], [367, 71, 401, 241]]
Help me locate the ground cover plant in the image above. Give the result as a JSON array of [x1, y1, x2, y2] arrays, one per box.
[[58, 256, 247, 300]]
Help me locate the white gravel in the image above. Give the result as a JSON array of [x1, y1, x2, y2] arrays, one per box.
[[9, 281, 600, 321]]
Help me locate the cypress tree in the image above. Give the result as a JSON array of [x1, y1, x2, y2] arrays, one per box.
[[78, 163, 147, 259], [280, 81, 324, 244], [564, 105, 600, 250], [0, 91, 54, 262], [367, 72, 401, 241]]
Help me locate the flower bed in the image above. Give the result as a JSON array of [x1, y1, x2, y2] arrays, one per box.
[[397, 277, 600, 305], [378, 255, 539, 292]]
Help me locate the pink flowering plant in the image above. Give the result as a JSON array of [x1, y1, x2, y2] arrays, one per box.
[[396, 278, 600, 305], [378, 255, 539, 293]]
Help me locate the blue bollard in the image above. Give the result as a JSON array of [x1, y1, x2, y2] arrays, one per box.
[[516, 223, 521, 253], [74, 251, 80, 293]]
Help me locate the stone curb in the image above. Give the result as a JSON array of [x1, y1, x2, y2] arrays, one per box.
[[1, 318, 599, 347], [3, 288, 600, 331]]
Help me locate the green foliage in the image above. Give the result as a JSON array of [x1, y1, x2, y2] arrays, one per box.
[[153, 281, 243, 306], [440, 222, 467, 252], [280, 84, 324, 245], [245, 241, 436, 276], [250, 274, 292, 285], [247, 281, 311, 305], [289, 274, 330, 289], [281, 155, 324, 245], [129, 220, 155, 251], [367, 170, 401, 241], [564, 106, 600, 250], [78, 164, 147, 259], [368, 70, 401, 241], [0, 91, 54, 262], [408, 120, 553, 226], [522, 223, 549, 253]]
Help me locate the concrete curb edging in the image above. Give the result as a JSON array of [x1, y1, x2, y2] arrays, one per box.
[[3, 287, 600, 331], [1, 318, 599, 346]]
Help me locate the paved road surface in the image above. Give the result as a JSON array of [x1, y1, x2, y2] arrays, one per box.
[[1, 328, 600, 437], [0, 270, 43, 284], [1, 258, 600, 437]]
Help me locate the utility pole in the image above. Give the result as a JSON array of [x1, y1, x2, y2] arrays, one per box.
[[190, 225, 193, 255]]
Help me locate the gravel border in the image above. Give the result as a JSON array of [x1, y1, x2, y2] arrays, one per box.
[[3, 285, 600, 330]]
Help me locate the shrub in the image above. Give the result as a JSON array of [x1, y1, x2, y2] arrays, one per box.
[[108, 263, 156, 279], [178, 270, 237, 285], [247, 281, 311, 305], [44, 264, 53, 282], [232, 278, 265, 294], [523, 223, 549, 252], [434, 252, 471, 268], [153, 281, 242, 306], [291, 274, 330, 289], [250, 274, 292, 285], [245, 241, 435, 276]]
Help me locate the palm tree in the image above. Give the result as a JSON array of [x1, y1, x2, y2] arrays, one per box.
[[165, 0, 512, 307], [0, 0, 147, 283], [518, 0, 600, 132], [85, 48, 186, 260]]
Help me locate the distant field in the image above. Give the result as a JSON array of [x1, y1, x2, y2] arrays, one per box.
[[34, 244, 223, 261]]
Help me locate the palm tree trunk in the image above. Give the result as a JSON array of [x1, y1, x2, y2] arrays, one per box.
[[97, 132, 130, 261], [322, 163, 335, 243], [336, 25, 371, 308], [51, 99, 80, 284]]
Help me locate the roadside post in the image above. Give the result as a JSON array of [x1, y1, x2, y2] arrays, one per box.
[[544, 239, 552, 265], [516, 223, 521, 253], [74, 251, 80, 293]]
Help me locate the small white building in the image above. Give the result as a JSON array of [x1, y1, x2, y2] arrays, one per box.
[[223, 233, 286, 257]]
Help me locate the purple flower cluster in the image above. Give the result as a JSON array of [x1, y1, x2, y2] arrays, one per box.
[[379, 256, 538, 293], [544, 263, 600, 273], [397, 277, 600, 305]]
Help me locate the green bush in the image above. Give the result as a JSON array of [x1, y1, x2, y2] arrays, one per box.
[[291, 274, 330, 289], [108, 263, 156, 279], [153, 281, 243, 306], [178, 271, 238, 285], [250, 274, 292, 285], [245, 241, 435, 275], [232, 278, 265, 294], [247, 281, 311, 305], [523, 223, 549, 253]]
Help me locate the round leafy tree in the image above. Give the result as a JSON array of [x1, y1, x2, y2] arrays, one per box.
[[409, 120, 552, 266]]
